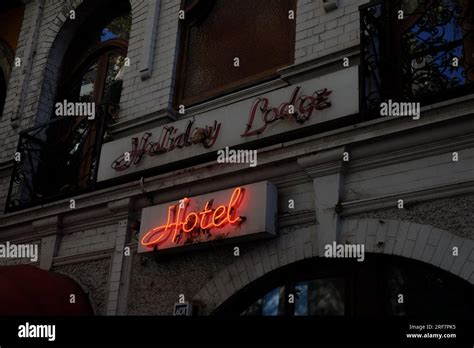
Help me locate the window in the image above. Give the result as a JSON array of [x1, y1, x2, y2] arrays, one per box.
[[216, 255, 474, 317], [294, 279, 345, 316], [57, 7, 132, 105], [360, 0, 474, 114], [241, 279, 345, 316], [5, 1, 132, 212], [399, 0, 474, 102], [175, 0, 297, 106]]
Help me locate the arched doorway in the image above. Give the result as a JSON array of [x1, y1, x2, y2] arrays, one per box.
[[214, 254, 474, 317]]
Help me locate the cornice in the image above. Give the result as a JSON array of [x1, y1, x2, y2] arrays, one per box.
[[340, 180, 474, 217]]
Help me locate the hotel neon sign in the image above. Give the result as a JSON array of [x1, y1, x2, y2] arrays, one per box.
[[141, 187, 246, 249]]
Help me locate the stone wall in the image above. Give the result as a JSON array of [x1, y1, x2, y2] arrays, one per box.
[[54, 258, 112, 315]]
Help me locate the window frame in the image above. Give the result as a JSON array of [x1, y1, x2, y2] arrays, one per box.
[[174, 0, 297, 108], [56, 38, 128, 105]]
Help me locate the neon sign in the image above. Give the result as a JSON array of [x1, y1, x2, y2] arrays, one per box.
[[141, 187, 246, 249], [112, 120, 221, 171], [241, 87, 332, 137]]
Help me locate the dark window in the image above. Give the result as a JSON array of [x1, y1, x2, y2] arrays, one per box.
[[5, 1, 132, 212], [57, 9, 131, 106], [294, 278, 345, 316], [240, 278, 345, 317], [175, 0, 297, 106], [217, 254, 474, 317], [399, 0, 474, 102], [360, 0, 474, 114]]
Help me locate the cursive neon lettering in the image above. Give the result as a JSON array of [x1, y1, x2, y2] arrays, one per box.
[[141, 188, 245, 248]]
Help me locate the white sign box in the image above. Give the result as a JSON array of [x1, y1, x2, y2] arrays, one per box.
[[138, 181, 278, 254], [98, 66, 359, 181]]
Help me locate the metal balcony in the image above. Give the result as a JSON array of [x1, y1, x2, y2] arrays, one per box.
[[5, 103, 119, 213], [360, 0, 474, 116]]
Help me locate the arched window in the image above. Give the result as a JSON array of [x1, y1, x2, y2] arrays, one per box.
[[5, 1, 132, 211], [37, 2, 132, 194], [216, 254, 474, 317], [175, 0, 297, 106], [56, 3, 132, 106]]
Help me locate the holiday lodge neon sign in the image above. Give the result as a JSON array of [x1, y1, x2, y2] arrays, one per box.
[[141, 187, 246, 248]]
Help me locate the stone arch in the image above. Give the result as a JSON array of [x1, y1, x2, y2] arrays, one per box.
[[192, 218, 473, 314], [192, 222, 318, 314], [340, 218, 474, 283], [35, 0, 145, 125]]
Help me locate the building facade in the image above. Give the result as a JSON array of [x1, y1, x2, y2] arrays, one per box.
[[0, 0, 473, 316]]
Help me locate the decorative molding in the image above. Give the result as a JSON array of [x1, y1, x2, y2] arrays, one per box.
[[52, 248, 113, 267], [340, 180, 474, 217], [278, 210, 316, 228], [107, 197, 131, 216], [272, 171, 311, 188], [297, 146, 346, 177], [32, 215, 59, 233], [279, 46, 360, 84], [347, 133, 474, 175], [61, 214, 123, 236]]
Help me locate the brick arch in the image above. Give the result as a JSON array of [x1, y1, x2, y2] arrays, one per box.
[[340, 218, 474, 283], [35, 0, 145, 124], [192, 219, 473, 314], [192, 223, 318, 314]]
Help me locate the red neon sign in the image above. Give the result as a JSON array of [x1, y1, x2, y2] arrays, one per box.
[[141, 187, 246, 248], [241, 87, 332, 137]]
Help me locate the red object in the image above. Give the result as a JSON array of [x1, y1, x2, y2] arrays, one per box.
[[241, 87, 333, 137], [0, 265, 94, 316], [141, 187, 245, 248]]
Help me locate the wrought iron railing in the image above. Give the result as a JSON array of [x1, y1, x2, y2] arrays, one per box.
[[5, 103, 119, 212], [360, 0, 474, 116]]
